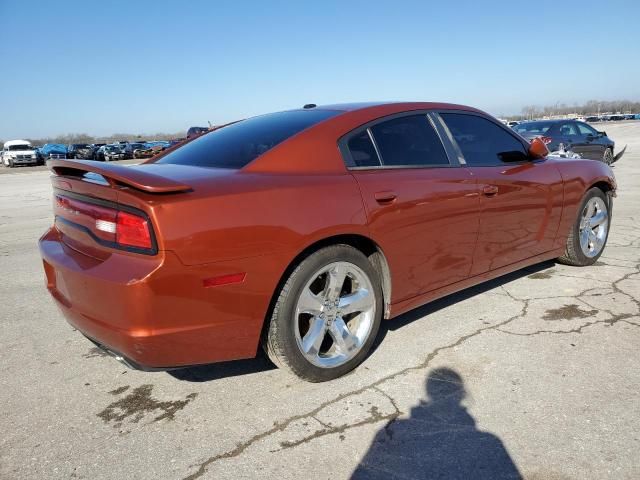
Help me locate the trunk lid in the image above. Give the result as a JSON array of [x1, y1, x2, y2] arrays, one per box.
[[48, 159, 229, 259]]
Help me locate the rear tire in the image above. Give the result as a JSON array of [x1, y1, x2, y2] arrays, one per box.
[[557, 187, 610, 266], [603, 148, 613, 165], [263, 245, 383, 382]]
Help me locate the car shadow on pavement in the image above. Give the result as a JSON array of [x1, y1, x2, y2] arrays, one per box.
[[168, 349, 276, 382], [374, 260, 555, 347], [352, 367, 523, 479]]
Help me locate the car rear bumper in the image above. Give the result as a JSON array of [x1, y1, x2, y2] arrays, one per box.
[[39, 226, 278, 369]]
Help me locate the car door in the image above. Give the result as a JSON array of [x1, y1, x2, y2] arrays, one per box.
[[437, 112, 563, 274], [576, 121, 606, 159], [341, 112, 481, 302], [554, 121, 586, 154]]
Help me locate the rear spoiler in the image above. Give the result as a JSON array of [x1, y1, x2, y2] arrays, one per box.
[[48, 159, 191, 194]]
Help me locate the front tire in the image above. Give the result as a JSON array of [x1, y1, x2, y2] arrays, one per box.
[[603, 148, 613, 165], [264, 245, 383, 382], [558, 187, 610, 266]]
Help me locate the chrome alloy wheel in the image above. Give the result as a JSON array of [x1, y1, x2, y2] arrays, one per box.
[[294, 262, 376, 368], [579, 196, 608, 258]]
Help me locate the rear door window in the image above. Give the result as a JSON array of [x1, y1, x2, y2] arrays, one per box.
[[440, 113, 528, 166], [558, 123, 579, 137], [369, 115, 449, 167], [346, 131, 381, 167]]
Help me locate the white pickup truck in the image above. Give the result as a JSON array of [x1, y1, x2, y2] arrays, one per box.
[[2, 140, 39, 167]]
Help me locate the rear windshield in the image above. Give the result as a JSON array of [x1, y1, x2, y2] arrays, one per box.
[[156, 109, 340, 169]]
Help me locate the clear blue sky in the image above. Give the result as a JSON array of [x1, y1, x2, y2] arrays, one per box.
[[1, 0, 639, 138]]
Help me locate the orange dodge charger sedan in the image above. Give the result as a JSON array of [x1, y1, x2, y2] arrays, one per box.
[[39, 102, 616, 381]]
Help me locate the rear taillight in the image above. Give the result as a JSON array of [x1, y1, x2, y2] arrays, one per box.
[[540, 136, 552, 145], [116, 211, 152, 249], [54, 194, 154, 253]]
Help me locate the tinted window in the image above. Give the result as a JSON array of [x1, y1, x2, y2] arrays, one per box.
[[576, 122, 597, 136], [347, 131, 380, 167], [157, 110, 339, 169], [369, 115, 449, 167], [441, 113, 528, 166], [558, 123, 579, 136]]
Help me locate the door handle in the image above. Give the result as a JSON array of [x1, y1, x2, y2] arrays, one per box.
[[374, 191, 397, 204], [482, 185, 498, 197]]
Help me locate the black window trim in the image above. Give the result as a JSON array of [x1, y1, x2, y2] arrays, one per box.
[[434, 110, 537, 167], [338, 110, 460, 170]]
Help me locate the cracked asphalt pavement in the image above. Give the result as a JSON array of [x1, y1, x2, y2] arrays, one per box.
[[1, 123, 639, 479]]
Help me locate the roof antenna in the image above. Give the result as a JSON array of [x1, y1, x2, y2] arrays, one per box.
[[303, 103, 317, 109]]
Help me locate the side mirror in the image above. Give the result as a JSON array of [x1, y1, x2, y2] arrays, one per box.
[[598, 131, 606, 137], [528, 137, 549, 159]]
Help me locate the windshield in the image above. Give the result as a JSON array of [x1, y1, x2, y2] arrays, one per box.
[[513, 121, 554, 135], [8, 144, 32, 151], [157, 109, 339, 169]]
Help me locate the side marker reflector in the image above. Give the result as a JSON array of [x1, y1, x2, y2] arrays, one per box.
[[203, 273, 246, 288]]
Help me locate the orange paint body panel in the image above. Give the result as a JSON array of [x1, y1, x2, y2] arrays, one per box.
[[38, 102, 616, 369]]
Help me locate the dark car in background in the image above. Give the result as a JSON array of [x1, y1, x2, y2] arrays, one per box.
[[513, 120, 615, 164], [103, 144, 125, 161], [94, 145, 107, 161], [187, 126, 209, 139], [121, 143, 147, 159], [67, 144, 92, 159], [133, 141, 171, 158], [88, 143, 106, 160]]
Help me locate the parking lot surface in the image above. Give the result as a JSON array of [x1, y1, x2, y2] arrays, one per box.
[[1, 123, 639, 479]]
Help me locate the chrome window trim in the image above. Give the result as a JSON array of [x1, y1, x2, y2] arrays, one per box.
[[366, 128, 383, 167], [429, 112, 466, 165]]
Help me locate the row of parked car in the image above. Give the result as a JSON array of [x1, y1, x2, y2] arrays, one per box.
[[504, 113, 640, 127], [1, 125, 214, 168], [1, 139, 183, 167], [65, 140, 182, 161], [584, 113, 639, 122]]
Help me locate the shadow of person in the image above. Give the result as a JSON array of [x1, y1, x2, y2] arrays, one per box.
[[352, 368, 522, 479]]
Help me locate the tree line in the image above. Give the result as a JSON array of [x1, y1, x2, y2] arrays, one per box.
[[513, 99, 640, 121]]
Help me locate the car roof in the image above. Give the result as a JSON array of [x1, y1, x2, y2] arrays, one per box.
[[4, 140, 31, 147], [307, 101, 482, 114], [244, 101, 487, 174], [523, 119, 577, 124]]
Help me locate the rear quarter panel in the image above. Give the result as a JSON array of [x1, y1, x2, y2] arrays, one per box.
[[553, 159, 616, 248], [142, 172, 369, 266]]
